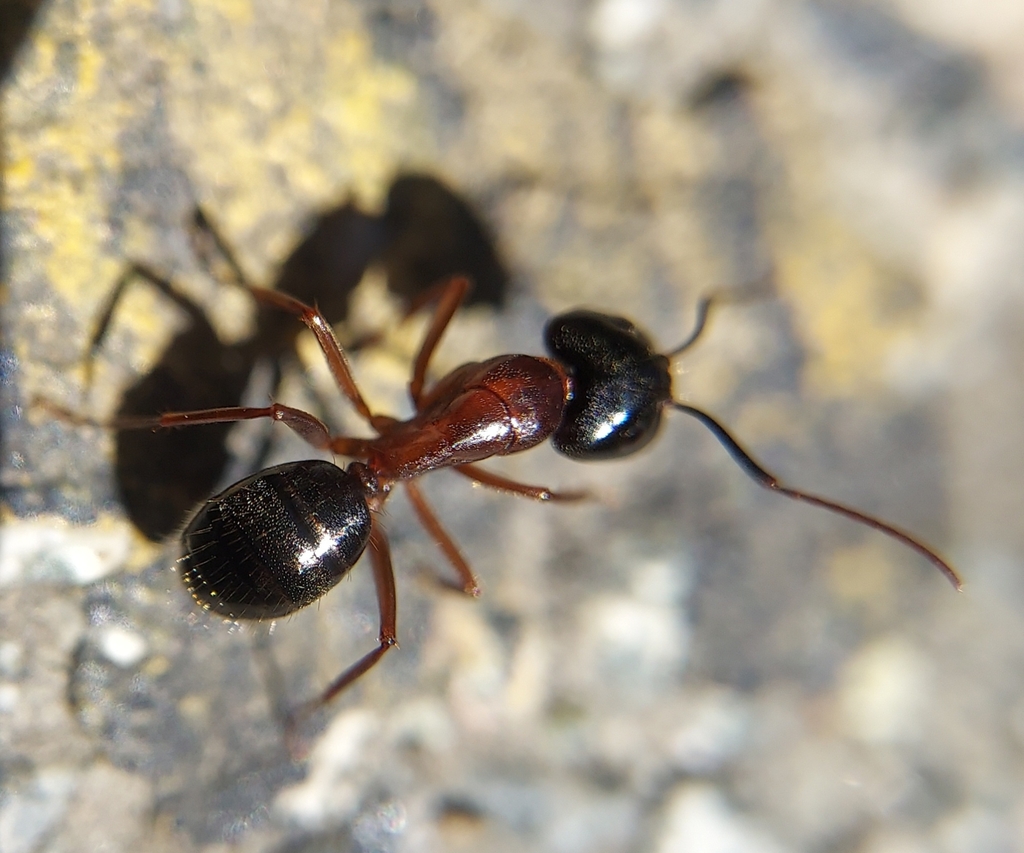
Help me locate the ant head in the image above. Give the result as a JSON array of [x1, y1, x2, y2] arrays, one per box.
[[545, 310, 672, 460]]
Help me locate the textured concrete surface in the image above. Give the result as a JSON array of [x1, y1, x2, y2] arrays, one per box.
[[4, 1, 1024, 851]]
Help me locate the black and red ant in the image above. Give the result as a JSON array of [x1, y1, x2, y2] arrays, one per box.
[[68, 274, 961, 729]]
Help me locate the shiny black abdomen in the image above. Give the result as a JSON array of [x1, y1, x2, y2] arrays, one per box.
[[181, 460, 371, 620], [545, 311, 672, 459]]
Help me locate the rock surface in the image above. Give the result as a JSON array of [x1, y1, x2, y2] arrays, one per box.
[[3, 1, 1023, 851]]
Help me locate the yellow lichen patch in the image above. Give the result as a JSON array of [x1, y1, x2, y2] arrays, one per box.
[[5, 0, 427, 404], [216, 0, 254, 25], [307, 33, 418, 203], [3, 6, 136, 317], [774, 212, 921, 400], [76, 37, 103, 97], [4, 152, 35, 191], [163, 8, 420, 246]]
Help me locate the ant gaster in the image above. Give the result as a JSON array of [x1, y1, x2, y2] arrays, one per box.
[[96, 277, 961, 727]]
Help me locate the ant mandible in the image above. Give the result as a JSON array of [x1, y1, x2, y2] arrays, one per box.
[[90, 276, 962, 727]]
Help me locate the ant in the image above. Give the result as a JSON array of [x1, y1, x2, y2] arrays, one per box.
[[68, 274, 962, 731], [88, 174, 508, 541]]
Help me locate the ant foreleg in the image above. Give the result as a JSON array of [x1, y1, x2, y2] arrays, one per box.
[[404, 480, 481, 596], [408, 276, 470, 408], [670, 402, 963, 590], [454, 463, 589, 502], [286, 518, 398, 738]]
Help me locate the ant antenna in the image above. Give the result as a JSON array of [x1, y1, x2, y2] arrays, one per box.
[[658, 294, 961, 590], [666, 297, 714, 357], [670, 401, 963, 591]]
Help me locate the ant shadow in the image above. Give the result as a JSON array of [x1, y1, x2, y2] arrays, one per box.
[[61, 173, 511, 841], [95, 173, 509, 541]]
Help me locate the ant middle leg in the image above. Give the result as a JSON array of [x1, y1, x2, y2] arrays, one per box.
[[246, 286, 383, 428], [42, 395, 376, 461], [454, 463, 589, 502], [408, 276, 471, 408], [403, 480, 481, 596], [158, 403, 336, 451]]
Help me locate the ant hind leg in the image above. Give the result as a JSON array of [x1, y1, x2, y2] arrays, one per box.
[[285, 517, 398, 752]]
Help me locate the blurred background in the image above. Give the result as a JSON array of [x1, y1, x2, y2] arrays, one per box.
[[3, 1, 1024, 851]]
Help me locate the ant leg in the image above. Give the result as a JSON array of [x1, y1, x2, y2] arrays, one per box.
[[404, 480, 481, 596], [670, 402, 963, 590], [85, 264, 210, 387], [666, 297, 714, 357], [42, 397, 372, 459], [246, 287, 379, 427], [400, 275, 468, 322], [237, 358, 285, 475], [344, 276, 474, 358], [454, 463, 589, 502], [408, 276, 471, 408], [158, 403, 336, 450], [42, 399, 336, 452], [288, 517, 398, 726]]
